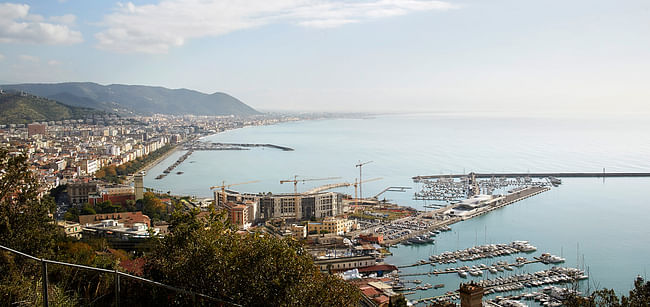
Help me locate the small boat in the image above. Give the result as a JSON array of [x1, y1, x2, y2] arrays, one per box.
[[176, 171, 184, 175], [458, 270, 468, 278]]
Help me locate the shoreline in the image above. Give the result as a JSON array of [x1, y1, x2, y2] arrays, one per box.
[[124, 143, 183, 184], [137, 118, 310, 185]]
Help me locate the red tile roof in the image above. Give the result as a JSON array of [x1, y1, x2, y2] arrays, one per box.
[[372, 295, 389, 305], [361, 287, 381, 297], [357, 264, 398, 273]]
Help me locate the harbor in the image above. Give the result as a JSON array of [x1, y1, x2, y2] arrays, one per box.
[[384, 240, 587, 306], [143, 115, 650, 301], [410, 266, 588, 306], [413, 171, 650, 181], [353, 185, 552, 247]]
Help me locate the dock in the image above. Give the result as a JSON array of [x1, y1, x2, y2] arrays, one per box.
[[381, 186, 549, 246], [398, 259, 541, 273], [413, 171, 650, 180], [462, 186, 550, 220]]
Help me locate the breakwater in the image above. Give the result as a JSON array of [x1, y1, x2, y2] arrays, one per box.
[[184, 141, 294, 151], [413, 172, 650, 180]]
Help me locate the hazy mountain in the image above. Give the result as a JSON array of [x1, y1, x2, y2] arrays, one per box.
[[0, 82, 260, 116], [0, 91, 104, 125]]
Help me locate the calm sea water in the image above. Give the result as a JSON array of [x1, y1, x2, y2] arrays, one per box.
[[144, 113, 650, 297]]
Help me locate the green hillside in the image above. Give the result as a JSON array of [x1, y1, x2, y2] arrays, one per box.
[[0, 92, 103, 125], [1, 82, 261, 116]]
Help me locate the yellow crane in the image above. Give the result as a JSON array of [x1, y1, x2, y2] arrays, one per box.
[[210, 180, 260, 206], [280, 175, 341, 219], [352, 177, 382, 204], [279, 175, 342, 195], [355, 160, 373, 201]]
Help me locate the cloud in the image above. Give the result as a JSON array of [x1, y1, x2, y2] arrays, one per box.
[[48, 60, 61, 65], [0, 3, 82, 45], [19, 54, 39, 62], [96, 0, 458, 53], [0, 53, 4, 61], [49, 14, 76, 26]]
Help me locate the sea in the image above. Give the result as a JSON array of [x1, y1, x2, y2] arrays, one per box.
[[143, 113, 650, 300]]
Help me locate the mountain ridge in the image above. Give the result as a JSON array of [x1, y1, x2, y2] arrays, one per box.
[[0, 91, 106, 125], [0, 82, 260, 116]]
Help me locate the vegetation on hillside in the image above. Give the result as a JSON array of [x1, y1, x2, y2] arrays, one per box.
[[0, 92, 102, 125], [2, 82, 260, 116]]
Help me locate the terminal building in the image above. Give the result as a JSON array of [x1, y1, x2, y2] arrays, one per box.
[[214, 190, 344, 222], [445, 194, 504, 220]]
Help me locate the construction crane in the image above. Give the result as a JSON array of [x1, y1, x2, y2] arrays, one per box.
[[306, 177, 383, 201], [210, 180, 260, 206], [372, 186, 412, 200], [305, 182, 352, 194], [352, 177, 382, 203], [279, 175, 341, 219], [355, 160, 373, 201], [279, 176, 342, 195]]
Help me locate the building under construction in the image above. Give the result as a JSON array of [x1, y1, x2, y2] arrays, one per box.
[[214, 190, 344, 222]]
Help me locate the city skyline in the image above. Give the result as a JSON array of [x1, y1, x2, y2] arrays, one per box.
[[1, 0, 649, 114]]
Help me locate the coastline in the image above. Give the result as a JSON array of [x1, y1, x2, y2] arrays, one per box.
[[137, 117, 307, 182], [124, 143, 182, 184]]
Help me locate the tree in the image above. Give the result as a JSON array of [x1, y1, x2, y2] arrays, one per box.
[[142, 192, 167, 221], [144, 205, 360, 306], [0, 149, 60, 256], [81, 203, 96, 215], [64, 206, 80, 221], [389, 294, 408, 307], [0, 149, 63, 304], [105, 165, 117, 177], [125, 199, 137, 212], [564, 276, 650, 307]]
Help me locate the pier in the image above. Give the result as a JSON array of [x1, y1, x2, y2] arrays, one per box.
[[184, 141, 294, 151], [413, 171, 650, 181], [409, 267, 588, 306]]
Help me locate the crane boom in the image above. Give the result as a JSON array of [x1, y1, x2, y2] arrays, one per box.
[[279, 175, 341, 219], [305, 182, 352, 194], [355, 160, 373, 201], [210, 180, 260, 207], [373, 186, 411, 199]]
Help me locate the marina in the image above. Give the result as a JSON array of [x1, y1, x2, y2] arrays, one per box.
[[145, 115, 650, 299], [413, 171, 650, 181]]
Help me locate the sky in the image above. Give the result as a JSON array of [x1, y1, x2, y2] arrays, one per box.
[[0, 0, 649, 114]]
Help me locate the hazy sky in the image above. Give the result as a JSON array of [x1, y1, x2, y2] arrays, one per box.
[[0, 0, 649, 114]]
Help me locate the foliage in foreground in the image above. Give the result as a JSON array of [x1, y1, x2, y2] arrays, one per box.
[[144, 206, 361, 306], [564, 277, 650, 307], [1, 149, 359, 306]]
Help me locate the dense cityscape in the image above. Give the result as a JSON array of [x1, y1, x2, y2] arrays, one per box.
[[2, 0, 650, 306], [2, 108, 649, 306]]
